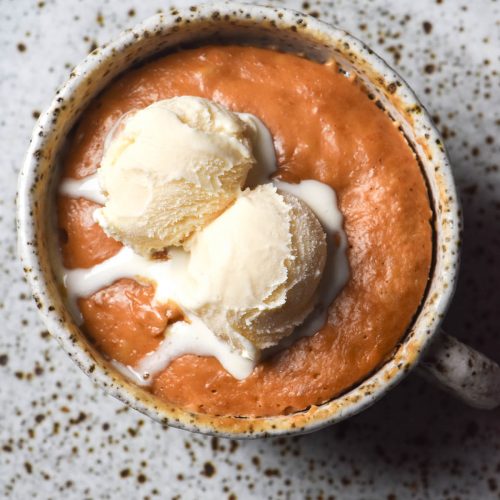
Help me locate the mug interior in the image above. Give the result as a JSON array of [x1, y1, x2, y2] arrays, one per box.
[[18, 3, 460, 438]]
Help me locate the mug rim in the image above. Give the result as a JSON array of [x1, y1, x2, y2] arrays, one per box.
[[17, 1, 461, 438]]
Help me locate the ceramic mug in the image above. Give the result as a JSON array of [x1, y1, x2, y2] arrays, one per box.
[[17, 2, 500, 438]]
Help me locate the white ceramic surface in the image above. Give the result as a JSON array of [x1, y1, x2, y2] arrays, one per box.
[[2, 0, 500, 498]]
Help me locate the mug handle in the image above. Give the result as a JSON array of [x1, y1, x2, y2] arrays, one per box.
[[417, 330, 500, 409]]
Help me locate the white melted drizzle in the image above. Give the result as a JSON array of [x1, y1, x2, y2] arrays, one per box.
[[116, 316, 256, 383], [130, 316, 254, 384], [59, 111, 136, 205], [274, 179, 349, 310], [59, 174, 105, 205], [238, 113, 277, 188], [102, 110, 136, 152], [58, 113, 349, 384], [63, 245, 257, 381], [269, 179, 349, 353]]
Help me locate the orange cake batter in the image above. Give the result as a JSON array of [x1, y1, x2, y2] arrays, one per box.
[[57, 45, 432, 417]]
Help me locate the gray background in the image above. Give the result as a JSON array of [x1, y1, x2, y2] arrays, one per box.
[[1, 0, 499, 498]]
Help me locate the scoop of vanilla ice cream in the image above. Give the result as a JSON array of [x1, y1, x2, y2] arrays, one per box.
[[181, 184, 327, 355], [95, 96, 255, 255]]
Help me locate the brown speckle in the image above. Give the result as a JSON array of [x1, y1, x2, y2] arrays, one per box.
[[17, 43, 27, 52], [489, 478, 498, 491], [387, 82, 398, 94], [0, 354, 8, 366], [69, 412, 87, 425], [201, 462, 216, 477], [264, 468, 281, 477], [34, 414, 45, 423], [211, 436, 219, 451], [424, 64, 435, 74], [120, 468, 131, 478], [422, 21, 433, 34]]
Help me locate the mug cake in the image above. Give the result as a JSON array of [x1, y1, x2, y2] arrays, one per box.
[[55, 44, 432, 418]]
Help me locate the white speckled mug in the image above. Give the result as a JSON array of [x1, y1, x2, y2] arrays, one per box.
[[17, 2, 500, 438]]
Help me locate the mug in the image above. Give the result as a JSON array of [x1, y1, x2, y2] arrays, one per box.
[[17, 2, 500, 438]]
